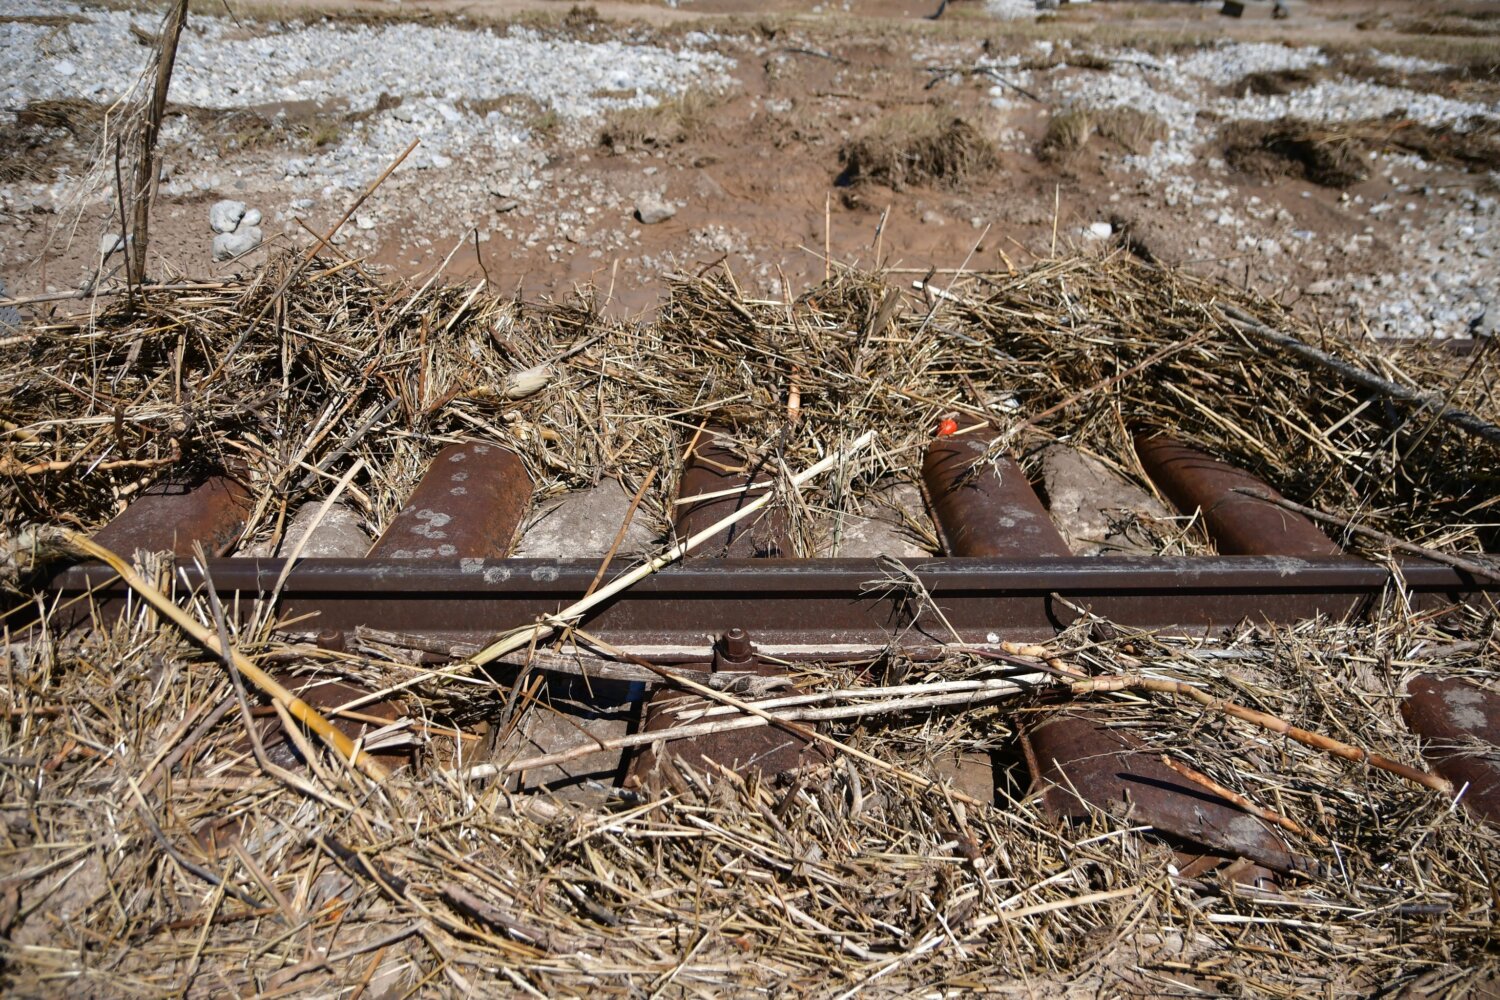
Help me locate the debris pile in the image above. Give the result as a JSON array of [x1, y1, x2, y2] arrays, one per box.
[[1, 251, 1497, 994]]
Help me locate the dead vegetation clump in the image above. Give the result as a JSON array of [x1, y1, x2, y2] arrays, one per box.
[[597, 88, 717, 153], [1039, 106, 1168, 163], [177, 97, 407, 155], [0, 249, 1498, 993], [838, 109, 996, 189], [2, 249, 1495, 557], [1222, 117, 1372, 187], [1225, 51, 1500, 105], [0, 98, 104, 182], [1224, 115, 1500, 185]]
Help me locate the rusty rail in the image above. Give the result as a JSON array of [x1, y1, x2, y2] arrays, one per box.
[[44, 554, 1488, 656]]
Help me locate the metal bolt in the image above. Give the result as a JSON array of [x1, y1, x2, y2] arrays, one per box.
[[315, 628, 346, 653], [713, 627, 755, 671]]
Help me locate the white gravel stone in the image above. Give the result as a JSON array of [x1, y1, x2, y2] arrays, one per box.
[[0, 0, 735, 198], [241, 207, 262, 227], [635, 192, 676, 225], [212, 226, 263, 261], [99, 233, 123, 257], [209, 199, 247, 234]]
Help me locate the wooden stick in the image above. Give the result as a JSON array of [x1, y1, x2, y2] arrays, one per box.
[[129, 0, 189, 289], [490, 630, 1000, 808], [1072, 673, 1451, 794], [451, 684, 1037, 780], [1160, 754, 1324, 844], [1221, 305, 1500, 447], [58, 530, 389, 782], [582, 469, 656, 600], [1231, 488, 1500, 580]]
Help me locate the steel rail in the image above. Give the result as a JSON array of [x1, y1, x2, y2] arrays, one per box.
[[44, 555, 1490, 657]]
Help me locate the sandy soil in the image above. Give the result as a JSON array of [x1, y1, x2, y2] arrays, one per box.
[[3, 0, 1498, 330]]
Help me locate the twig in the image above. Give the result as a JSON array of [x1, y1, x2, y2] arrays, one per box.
[[353, 626, 781, 693], [562, 630, 995, 808], [454, 675, 1038, 782], [129, 0, 189, 288], [1161, 755, 1325, 844], [1221, 304, 1500, 447], [1231, 488, 1500, 580], [1071, 673, 1452, 794], [583, 469, 656, 601]]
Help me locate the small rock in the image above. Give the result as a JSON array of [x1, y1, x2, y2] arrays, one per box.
[[513, 483, 656, 559], [211, 226, 263, 262], [55, 59, 76, 77], [920, 209, 947, 226], [635, 192, 676, 225], [390, 104, 417, 123], [821, 483, 928, 558], [1039, 444, 1170, 556], [1304, 279, 1338, 296], [209, 199, 247, 234], [1087, 221, 1113, 239], [429, 153, 453, 170], [99, 234, 124, 257], [240, 503, 370, 559], [241, 208, 262, 228], [356, 214, 376, 230]]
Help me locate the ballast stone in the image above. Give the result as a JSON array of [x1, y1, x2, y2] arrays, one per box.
[[210, 199, 247, 234]]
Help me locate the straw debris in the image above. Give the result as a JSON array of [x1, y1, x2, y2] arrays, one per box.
[[1, 248, 1498, 994]]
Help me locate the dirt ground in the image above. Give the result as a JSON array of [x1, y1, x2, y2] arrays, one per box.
[[4, 0, 1499, 326]]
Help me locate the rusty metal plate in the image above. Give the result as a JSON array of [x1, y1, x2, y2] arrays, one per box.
[[93, 474, 251, 557], [367, 442, 531, 559], [922, 433, 1072, 558], [1025, 712, 1316, 876], [676, 428, 789, 558], [1403, 675, 1500, 824]]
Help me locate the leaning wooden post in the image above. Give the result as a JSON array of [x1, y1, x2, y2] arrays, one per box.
[[128, 0, 189, 289]]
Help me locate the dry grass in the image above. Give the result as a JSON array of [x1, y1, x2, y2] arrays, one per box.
[[1224, 115, 1500, 186], [837, 108, 996, 189], [1, 250, 1498, 994], [1039, 106, 1168, 163], [597, 88, 718, 153], [0, 98, 104, 183]]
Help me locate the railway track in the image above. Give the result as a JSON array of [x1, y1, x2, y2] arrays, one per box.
[[42, 430, 1493, 654], [27, 425, 1500, 840]]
